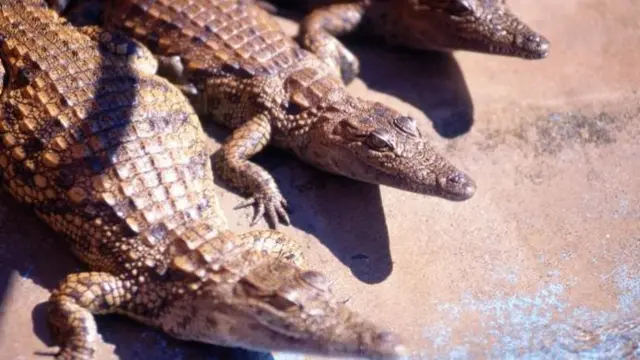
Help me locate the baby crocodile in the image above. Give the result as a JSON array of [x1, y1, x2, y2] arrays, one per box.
[[266, 0, 550, 83], [0, 1, 406, 358], [57, 0, 477, 228]]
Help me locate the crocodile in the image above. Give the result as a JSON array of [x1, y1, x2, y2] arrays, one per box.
[[54, 0, 477, 228], [0, 1, 407, 359], [263, 0, 551, 83]]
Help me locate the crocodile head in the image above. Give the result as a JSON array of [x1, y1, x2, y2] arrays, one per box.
[[159, 260, 407, 359], [377, 0, 550, 59], [298, 99, 476, 201]]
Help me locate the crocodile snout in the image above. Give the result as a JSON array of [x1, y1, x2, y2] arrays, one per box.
[[438, 172, 476, 201], [363, 330, 408, 360], [534, 36, 551, 57], [516, 32, 550, 59]]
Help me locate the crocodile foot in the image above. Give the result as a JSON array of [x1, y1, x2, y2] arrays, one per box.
[[299, 29, 360, 84], [296, 2, 366, 84], [235, 190, 290, 227], [55, 348, 94, 360]]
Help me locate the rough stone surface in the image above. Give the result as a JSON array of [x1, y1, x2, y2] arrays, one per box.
[[1, 0, 639, 358]]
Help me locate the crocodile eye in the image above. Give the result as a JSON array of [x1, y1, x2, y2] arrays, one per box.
[[448, 0, 474, 15], [394, 116, 420, 136], [365, 129, 393, 151]]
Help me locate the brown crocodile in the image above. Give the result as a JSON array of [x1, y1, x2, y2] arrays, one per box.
[[0, 1, 406, 359], [264, 0, 551, 83], [55, 0, 477, 228]]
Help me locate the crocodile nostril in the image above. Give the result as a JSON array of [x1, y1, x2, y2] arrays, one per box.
[[538, 38, 550, 52], [447, 173, 467, 185], [440, 172, 477, 201]]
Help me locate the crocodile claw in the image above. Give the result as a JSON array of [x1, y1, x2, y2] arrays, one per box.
[[55, 347, 94, 360], [334, 39, 360, 84], [299, 31, 360, 85], [235, 192, 290, 227]]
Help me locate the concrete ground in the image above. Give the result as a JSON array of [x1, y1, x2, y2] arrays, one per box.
[[1, 0, 639, 359]]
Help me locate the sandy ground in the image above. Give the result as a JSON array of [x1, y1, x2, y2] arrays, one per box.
[[1, 0, 639, 359]]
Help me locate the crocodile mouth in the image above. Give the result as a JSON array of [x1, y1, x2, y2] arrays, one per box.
[[487, 43, 549, 59], [460, 31, 550, 59], [511, 33, 550, 59], [442, 14, 551, 59], [320, 152, 477, 201]]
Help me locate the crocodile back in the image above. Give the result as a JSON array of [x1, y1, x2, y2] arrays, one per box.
[[106, 0, 307, 77], [105, 0, 347, 127], [0, 4, 226, 274]]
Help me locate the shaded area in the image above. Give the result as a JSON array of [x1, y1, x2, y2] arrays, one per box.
[[31, 302, 274, 360], [204, 124, 394, 284], [0, 192, 82, 327], [353, 45, 474, 138], [0, 192, 86, 354], [0, 272, 9, 330], [273, 8, 475, 138], [289, 172, 393, 284]]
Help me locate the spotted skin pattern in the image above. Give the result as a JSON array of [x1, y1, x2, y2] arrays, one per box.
[[0, 2, 407, 359], [59, 0, 477, 228], [268, 0, 550, 84]]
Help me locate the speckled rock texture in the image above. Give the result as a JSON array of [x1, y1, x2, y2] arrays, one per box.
[[0, 0, 638, 359]]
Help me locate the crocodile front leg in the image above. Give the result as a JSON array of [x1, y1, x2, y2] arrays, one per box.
[[48, 272, 129, 360], [297, 3, 365, 84], [213, 113, 290, 228]]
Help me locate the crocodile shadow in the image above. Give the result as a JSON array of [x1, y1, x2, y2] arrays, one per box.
[[0, 192, 83, 339], [351, 43, 475, 138], [204, 124, 394, 285], [274, 10, 475, 139]]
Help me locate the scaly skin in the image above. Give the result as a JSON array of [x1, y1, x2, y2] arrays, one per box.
[[268, 0, 550, 83], [0, 2, 407, 359], [59, 0, 477, 228]]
